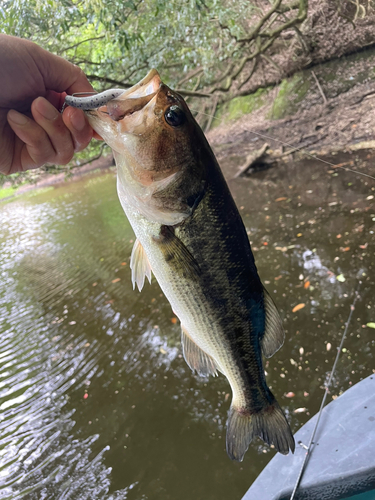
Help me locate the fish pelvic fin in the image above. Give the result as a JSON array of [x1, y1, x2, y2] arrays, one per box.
[[261, 287, 285, 358], [181, 326, 220, 377], [226, 398, 295, 462], [130, 239, 152, 292]]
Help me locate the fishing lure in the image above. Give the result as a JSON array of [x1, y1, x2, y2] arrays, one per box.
[[64, 89, 125, 111]]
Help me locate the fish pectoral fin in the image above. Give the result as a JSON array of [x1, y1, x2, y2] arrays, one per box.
[[130, 239, 152, 292], [181, 326, 219, 377], [153, 225, 200, 278], [261, 287, 285, 358]]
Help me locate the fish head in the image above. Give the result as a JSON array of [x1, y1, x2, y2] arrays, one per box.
[[85, 70, 210, 224]]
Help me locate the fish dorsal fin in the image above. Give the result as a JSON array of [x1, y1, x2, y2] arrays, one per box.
[[130, 239, 152, 292], [181, 326, 219, 377], [261, 288, 285, 358], [153, 225, 200, 278]]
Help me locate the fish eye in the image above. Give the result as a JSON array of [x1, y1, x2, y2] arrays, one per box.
[[164, 105, 186, 127]]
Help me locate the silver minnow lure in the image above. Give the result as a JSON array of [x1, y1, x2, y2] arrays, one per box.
[[64, 89, 125, 110]]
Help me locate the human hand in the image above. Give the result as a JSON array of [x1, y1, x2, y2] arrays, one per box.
[[0, 34, 96, 175]]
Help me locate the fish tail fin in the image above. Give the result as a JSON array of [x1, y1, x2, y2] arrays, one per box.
[[226, 398, 295, 462]]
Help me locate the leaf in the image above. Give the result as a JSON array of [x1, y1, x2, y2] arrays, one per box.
[[292, 303, 305, 313], [366, 322, 375, 329], [336, 274, 346, 282], [294, 407, 307, 414], [304, 281, 310, 289]]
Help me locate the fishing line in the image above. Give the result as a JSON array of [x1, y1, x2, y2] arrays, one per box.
[[289, 284, 361, 500], [191, 109, 375, 182]]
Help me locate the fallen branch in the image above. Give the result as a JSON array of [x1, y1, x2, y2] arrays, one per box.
[[234, 143, 270, 177], [311, 70, 328, 105]]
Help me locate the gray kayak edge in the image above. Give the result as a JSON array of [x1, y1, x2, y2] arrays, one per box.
[[242, 374, 375, 500]]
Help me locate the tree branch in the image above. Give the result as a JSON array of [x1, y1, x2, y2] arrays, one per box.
[[86, 74, 133, 88], [175, 89, 211, 98], [238, 57, 259, 90], [178, 67, 204, 87], [237, 0, 283, 43], [58, 36, 106, 55]]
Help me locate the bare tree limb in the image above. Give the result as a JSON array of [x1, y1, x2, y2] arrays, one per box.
[[85, 74, 211, 98], [311, 70, 328, 105], [175, 89, 212, 98], [178, 67, 204, 87], [237, 0, 283, 43], [238, 57, 259, 90], [276, 0, 301, 13], [86, 75, 133, 88], [204, 95, 219, 132], [260, 53, 282, 75], [58, 36, 106, 55]]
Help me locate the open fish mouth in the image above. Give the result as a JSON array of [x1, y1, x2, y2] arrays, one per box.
[[64, 69, 162, 118]]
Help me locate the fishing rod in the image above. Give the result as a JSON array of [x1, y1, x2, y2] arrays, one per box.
[[289, 283, 361, 500]]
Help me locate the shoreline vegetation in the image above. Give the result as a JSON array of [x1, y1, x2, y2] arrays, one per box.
[[1, 0, 375, 196]]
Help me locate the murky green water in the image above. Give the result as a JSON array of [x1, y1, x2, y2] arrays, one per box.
[[0, 159, 374, 499]]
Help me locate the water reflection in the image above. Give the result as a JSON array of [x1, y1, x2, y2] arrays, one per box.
[[0, 163, 374, 499]]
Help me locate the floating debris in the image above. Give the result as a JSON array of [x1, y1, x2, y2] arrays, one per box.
[[294, 407, 307, 414], [292, 303, 306, 313]]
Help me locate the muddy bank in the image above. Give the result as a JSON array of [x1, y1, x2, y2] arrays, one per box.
[[0, 154, 114, 201], [207, 46, 375, 180]]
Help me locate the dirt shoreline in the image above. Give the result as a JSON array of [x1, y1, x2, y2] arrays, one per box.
[[2, 63, 375, 199], [1, 155, 115, 201]]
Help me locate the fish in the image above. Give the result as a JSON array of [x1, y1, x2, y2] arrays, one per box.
[[65, 69, 295, 461]]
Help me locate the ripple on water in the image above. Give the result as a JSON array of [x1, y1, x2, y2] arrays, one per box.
[[0, 184, 129, 499], [0, 169, 374, 500]]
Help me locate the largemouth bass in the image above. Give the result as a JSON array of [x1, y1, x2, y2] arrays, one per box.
[[66, 70, 295, 461]]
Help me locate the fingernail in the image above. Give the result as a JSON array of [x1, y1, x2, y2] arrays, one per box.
[[8, 109, 28, 126], [70, 110, 86, 132], [35, 97, 59, 120]]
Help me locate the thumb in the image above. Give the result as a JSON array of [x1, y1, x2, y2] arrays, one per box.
[[31, 43, 94, 95]]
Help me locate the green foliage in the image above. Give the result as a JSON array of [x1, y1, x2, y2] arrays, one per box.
[[268, 72, 310, 120], [0, 0, 258, 90], [0, 184, 19, 200], [214, 88, 269, 126], [0, 0, 309, 181]]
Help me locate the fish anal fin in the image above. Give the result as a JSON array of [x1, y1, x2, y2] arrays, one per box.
[[130, 239, 152, 292], [153, 225, 200, 279], [261, 287, 285, 358], [226, 398, 295, 462], [181, 326, 219, 377]]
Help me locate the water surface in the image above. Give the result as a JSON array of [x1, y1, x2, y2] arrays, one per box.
[[0, 160, 374, 499]]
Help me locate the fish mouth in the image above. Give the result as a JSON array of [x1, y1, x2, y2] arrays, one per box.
[[89, 69, 162, 123], [116, 69, 161, 101]]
